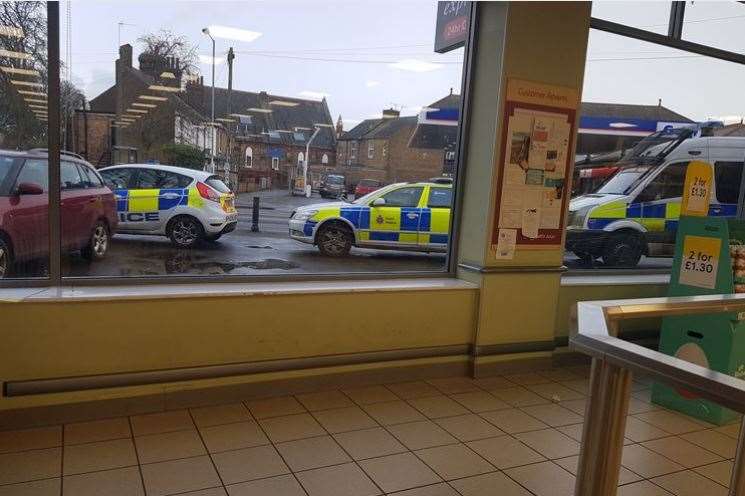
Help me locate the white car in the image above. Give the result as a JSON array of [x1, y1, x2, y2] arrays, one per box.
[[99, 164, 238, 248]]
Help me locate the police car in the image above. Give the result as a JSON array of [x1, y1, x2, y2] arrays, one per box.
[[99, 164, 238, 248], [289, 179, 452, 256]]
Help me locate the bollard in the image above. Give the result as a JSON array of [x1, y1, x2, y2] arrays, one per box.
[[251, 196, 260, 232]]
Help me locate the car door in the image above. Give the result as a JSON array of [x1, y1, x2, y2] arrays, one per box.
[[364, 186, 423, 247], [8, 158, 49, 260], [100, 168, 136, 231], [131, 169, 190, 233], [419, 186, 452, 248], [632, 161, 689, 247], [60, 161, 89, 249]]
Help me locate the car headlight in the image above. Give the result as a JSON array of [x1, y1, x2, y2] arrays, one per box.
[[567, 206, 592, 229], [293, 209, 318, 221]]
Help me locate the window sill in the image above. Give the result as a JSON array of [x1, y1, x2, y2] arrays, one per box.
[[0, 277, 477, 303], [561, 272, 670, 287]]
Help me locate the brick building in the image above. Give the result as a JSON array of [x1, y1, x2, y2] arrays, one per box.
[[74, 45, 336, 192], [336, 93, 460, 186]]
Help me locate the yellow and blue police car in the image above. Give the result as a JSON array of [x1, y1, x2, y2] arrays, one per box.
[[99, 164, 237, 248], [289, 179, 452, 256]]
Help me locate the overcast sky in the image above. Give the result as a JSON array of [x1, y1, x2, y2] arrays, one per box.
[[65, 1, 745, 128]]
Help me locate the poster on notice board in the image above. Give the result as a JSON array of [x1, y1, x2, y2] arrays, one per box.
[[491, 78, 578, 257]]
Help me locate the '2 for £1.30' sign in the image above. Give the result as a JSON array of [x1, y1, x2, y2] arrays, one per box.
[[679, 235, 720, 290]]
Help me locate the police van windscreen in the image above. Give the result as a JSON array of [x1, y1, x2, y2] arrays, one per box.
[[617, 128, 693, 166], [206, 176, 231, 194], [594, 165, 653, 195]]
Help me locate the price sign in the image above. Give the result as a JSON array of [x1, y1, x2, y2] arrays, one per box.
[[679, 235, 720, 289], [681, 161, 713, 217]]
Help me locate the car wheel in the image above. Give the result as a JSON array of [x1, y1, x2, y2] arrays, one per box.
[[81, 221, 109, 261], [168, 216, 204, 248], [573, 251, 596, 266], [602, 231, 643, 268], [204, 233, 222, 242], [316, 222, 353, 257], [0, 237, 12, 278]]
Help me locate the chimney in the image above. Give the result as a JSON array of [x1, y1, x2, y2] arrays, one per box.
[[658, 98, 662, 107], [382, 108, 400, 119], [115, 44, 132, 85]]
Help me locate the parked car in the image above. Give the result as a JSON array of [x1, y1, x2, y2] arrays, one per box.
[[354, 179, 382, 198], [0, 149, 118, 278], [319, 174, 346, 199], [99, 164, 237, 248]]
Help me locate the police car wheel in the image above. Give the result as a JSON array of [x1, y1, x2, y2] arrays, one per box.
[[317, 222, 352, 257], [81, 221, 109, 261], [0, 237, 11, 278], [602, 232, 643, 268], [168, 216, 204, 248]]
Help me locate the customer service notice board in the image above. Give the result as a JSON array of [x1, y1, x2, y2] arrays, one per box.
[[492, 78, 578, 259]]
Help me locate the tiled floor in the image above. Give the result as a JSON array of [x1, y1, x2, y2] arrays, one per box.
[[0, 364, 738, 496]]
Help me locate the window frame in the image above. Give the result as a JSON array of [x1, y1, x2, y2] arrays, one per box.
[[0, 1, 477, 288]]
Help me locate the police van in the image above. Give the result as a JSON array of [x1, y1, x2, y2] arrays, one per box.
[[99, 164, 238, 248], [289, 179, 452, 256], [566, 128, 745, 267]]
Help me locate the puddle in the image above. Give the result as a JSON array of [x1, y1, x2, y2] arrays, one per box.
[[245, 245, 274, 249], [165, 256, 299, 274]]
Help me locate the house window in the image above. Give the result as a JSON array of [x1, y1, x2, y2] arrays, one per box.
[[368, 142, 374, 159], [446, 151, 456, 161], [245, 147, 253, 168], [350, 142, 358, 160], [322, 153, 329, 165], [298, 152, 305, 165], [383, 144, 388, 158], [272, 157, 280, 170]]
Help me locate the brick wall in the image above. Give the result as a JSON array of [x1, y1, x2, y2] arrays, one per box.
[[72, 111, 114, 167]]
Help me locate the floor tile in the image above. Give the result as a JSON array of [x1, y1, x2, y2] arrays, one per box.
[[553, 455, 641, 485], [413, 444, 494, 480], [472, 376, 517, 391], [624, 416, 670, 442], [642, 436, 723, 469], [62, 466, 144, 496], [259, 413, 326, 442], [680, 429, 737, 458], [297, 462, 381, 496], [713, 422, 740, 439], [386, 381, 441, 400], [634, 410, 709, 435], [514, 428, 580, 459], [526, 382, 585, 402], [245, 396, 305, 419], [426, 377, 480, 394], [359, 452, 440, 493], [63, 438, 137, 476], [333, 427, 407, 460], [180, 489, 227, 496], [489, 387, 549, 407], [557, 423, 585, 442], [652, 469, 728, 496], [199, 421, 269, 453], [64, 418, 131, 446], [503, 373, 551, 386], [388, 483, 459, 495], [480, 408, 548, 433], [520, 403, 583, 427], [342, 385, 399, 405], [537, 368, 582, 382], [466, 436, 544, 469], [190, 403, 251, 427], [434, 414, 504, 442], [130, 410, 194, 437], [560, 379, 590, 395], [311, 407, 377, 434], [628, 397, 660, 415], [407, 396, 469, 419], [450, 391, 510, 413], [557, 398, 587, 416], [0, 478, 61, 496], [0, 448, 61, 485], [505, 460, 575, 496], [134, 429, 206, 464], [226, 474, 305, 496], [694, 460, 732, 487], [141, 455, 221, 496], [0, 426, 61, 454], [449, 471, 531, 496], [275, 435, 350, 471], [296, 390, 354, 411], [362, 401, 425, 425], [387, 420, 458, 450], [617, 480, 673, 496], [621, 444, 685, 478], [211, 445, 289, 484]]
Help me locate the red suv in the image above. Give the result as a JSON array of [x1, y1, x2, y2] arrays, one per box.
[[0, 150, 118, 278], [354, 179, 382, 198]]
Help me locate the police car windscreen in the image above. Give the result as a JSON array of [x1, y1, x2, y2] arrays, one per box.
[[206, 176, 231, 193], [594, 165, 653, 195]]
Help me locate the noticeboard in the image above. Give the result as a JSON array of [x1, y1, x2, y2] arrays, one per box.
[[434, 1, 471, 53]]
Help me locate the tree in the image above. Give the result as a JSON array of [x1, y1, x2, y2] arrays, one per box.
[[161, 143, 206, 170], [137, 30, 198, 75]]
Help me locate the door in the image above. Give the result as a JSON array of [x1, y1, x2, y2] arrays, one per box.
[[633, 161, 689, 246], [419, 186, 452, 248], [100, 167, 137, 230], [8, 159, 49, 260], [364, 186, 423, 247], [60, 161, 89, 249]]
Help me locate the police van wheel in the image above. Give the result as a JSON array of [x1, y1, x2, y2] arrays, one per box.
[[317, 222, 352, 257], [168, 216, 204, 248], [82, 221, 109, 261], [602, 232, 643, 268]]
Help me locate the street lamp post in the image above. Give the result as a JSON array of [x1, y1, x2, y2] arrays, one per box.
[[201, 27, 216, 173]]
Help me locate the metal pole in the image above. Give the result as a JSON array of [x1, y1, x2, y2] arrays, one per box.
[[210, 35, 215, 173], [305, 126, 321, 198], [47, 2, 61, 283], [251, 196, 260, 232]]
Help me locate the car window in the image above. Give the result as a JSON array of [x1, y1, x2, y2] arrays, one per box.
[[206, 175, 230, 193], [428, 188, 452, 208], [0, 155, 16, 192], [635, 162, 688, 203], [715, 161, 744, 204], [100, 168, 134, 189], [134, 169, 192, 189], [61, 161, 86, 190], [15, 159, 49, 192], [77, 164, 104, 188], [378, 186, 423, 207]]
